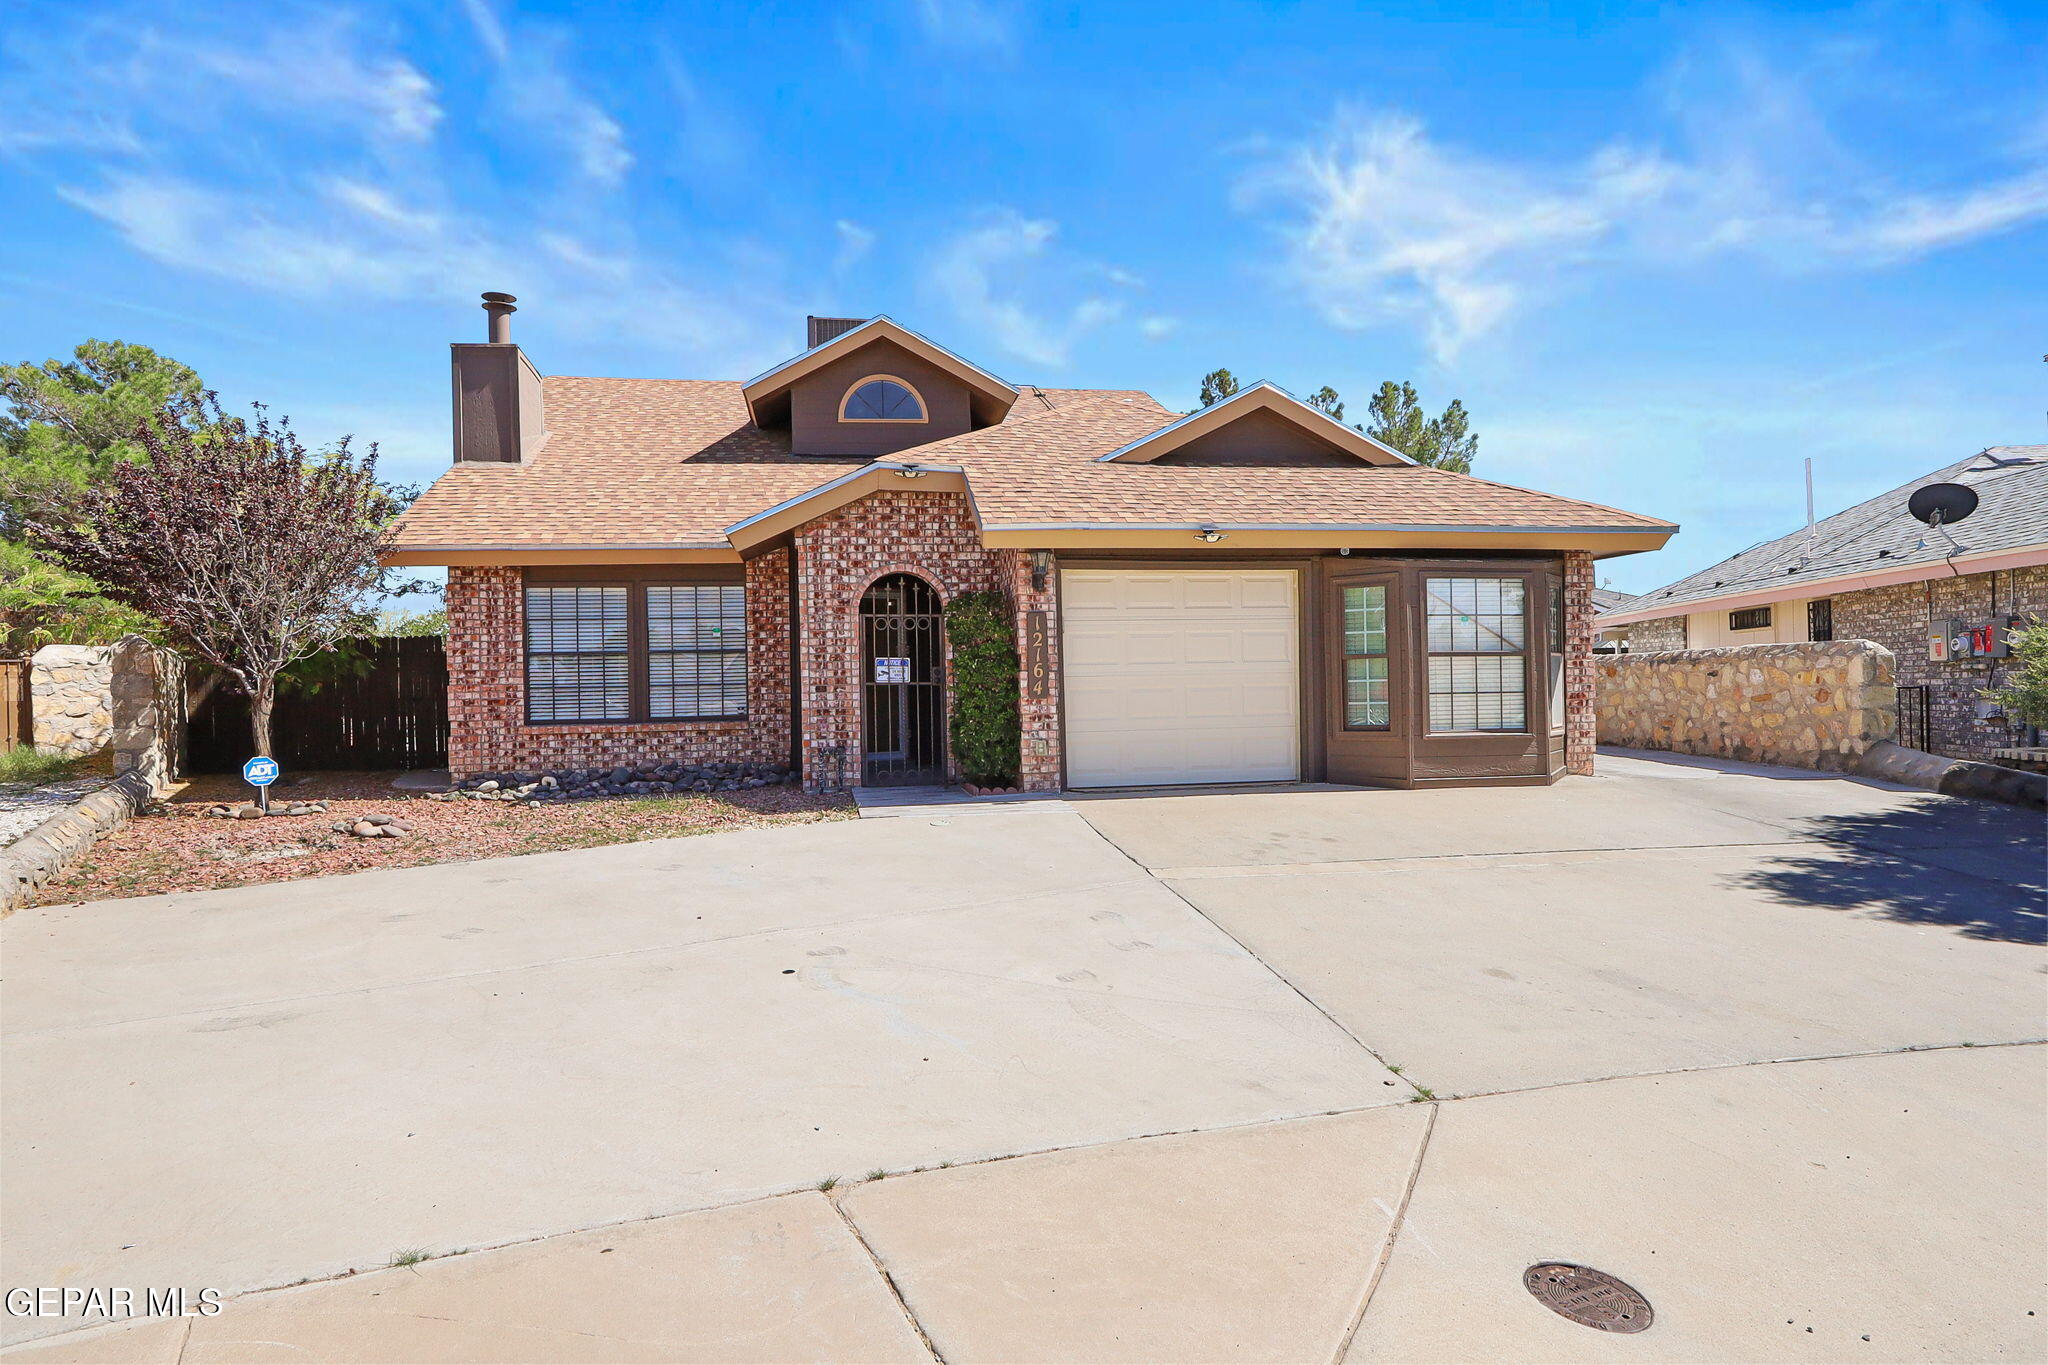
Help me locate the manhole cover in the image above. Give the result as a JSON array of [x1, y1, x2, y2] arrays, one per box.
[[1523, 1263, 1653, 1333]]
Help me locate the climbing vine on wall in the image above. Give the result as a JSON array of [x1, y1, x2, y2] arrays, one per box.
[[944, 590, 1020, 786]]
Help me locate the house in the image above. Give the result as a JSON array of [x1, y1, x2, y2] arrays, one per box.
[[388, 296, 1675, 791], [1600, 447, 2048, 760], [1589, 587, 1632, 652]]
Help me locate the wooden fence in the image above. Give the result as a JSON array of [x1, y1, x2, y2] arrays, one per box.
[[188, 636, 449, 773], [0, 659, 27, 750]]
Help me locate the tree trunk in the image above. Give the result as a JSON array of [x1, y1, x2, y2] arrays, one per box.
[[249, 683, 276, 761]]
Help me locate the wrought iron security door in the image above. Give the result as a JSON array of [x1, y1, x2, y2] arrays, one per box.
[[860, 574, 946, 786]]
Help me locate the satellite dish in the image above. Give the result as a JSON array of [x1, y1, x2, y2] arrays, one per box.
[[1907, 482, 1978, 527]]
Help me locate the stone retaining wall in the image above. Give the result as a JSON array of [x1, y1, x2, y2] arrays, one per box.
[[1595, 640, 1896, 772], [28, 637, 185, 788], [29, 645, 113, 757], [1, 770, 154, 911]]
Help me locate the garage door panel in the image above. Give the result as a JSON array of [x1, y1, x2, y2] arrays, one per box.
[[1061, 570, 1299, 787], [1239, 576, 1294, 610], [1238, 627, 1296, 664]]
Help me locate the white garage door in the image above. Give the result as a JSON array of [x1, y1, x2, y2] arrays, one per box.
[[1061, 569, 1300, 787]]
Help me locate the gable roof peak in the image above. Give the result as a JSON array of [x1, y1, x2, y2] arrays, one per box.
[[741, 316, 1019, 428], [1096, 379, 1414, 466]]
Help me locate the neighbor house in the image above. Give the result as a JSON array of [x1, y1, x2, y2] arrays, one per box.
[[1600, 447, 2048, 760], [388, 297, 1675, 791]]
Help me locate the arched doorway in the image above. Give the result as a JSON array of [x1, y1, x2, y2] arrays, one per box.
[[859, 573, 946, 786]]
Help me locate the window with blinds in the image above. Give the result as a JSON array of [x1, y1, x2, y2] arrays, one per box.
[[526, 585, 630, 722], [1424, 576, 1528, 733], [647, 584, 748, 719]]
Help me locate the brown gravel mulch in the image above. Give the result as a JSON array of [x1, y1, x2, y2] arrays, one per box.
[[34, 771, 854, 907]]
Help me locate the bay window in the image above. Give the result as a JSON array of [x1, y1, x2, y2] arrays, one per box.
[[1424, 576, 1528, 733]]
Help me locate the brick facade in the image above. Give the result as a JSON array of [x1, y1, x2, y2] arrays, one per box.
[[1563, 550, 1597, 776], [444, 552, 793, 779], [444, 515, 1604, 791], [791, 490, 1023, 789], [1831, 565, 2046, 760], [998, 548, 1063, 791]]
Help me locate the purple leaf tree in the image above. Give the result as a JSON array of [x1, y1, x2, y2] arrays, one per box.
[[30, 395, 410, 760]]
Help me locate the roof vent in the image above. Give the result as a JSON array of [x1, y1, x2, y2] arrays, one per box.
[[807, 316, 866, 349]]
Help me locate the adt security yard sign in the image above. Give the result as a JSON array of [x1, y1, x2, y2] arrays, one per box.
[[243, 756, 279, 811]]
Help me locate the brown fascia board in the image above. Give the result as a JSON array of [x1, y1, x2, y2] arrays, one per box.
[[741, 317, 1019, 427], [1097, 383, 1413, 466], [977, 525, 1675, 556], [382, 545, 743, 566]]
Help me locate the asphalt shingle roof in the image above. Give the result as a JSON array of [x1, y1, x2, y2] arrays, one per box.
[[393, 377, 1674, 549], [1608, 447, 2048, 618]]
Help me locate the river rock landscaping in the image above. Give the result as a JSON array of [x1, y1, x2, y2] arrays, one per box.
[[32, 769, 851, 906]]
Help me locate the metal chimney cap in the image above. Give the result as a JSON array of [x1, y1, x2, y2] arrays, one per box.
[[481, 292, 517, 306]]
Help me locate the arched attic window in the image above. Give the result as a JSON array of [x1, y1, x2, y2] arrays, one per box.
[[839, 375, 927, 423]]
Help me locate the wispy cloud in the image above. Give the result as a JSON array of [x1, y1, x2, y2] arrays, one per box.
[[928, 210, 1121, 367], [834, 219, 878, 271], [1139, 315, 1179, 341], [0, 12, 440, 153], [459, 0, 632, 186], [11, 3, 779, 369], [1246, 43, 2048, 359]]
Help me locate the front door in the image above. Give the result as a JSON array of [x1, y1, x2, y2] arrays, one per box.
[[860, 573, 946, 786]]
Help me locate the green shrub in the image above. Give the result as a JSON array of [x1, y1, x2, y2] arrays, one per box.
[[945, 591, 1021, 786], [1988, 623, 2048, 731]]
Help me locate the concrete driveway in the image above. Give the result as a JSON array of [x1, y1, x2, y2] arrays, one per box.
[[4, 750, 2042, 1362]]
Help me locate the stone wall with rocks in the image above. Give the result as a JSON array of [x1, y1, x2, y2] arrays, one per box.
[[108, 637, 185, 790], [30, 638, 184, 788], [1621, 615, 1687, 652], [29, 645, 113, 757], [1595, 639, 1896, 772]]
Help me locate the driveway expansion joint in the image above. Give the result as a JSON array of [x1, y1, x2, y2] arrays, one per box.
[[827, 1194, 947, 1365]]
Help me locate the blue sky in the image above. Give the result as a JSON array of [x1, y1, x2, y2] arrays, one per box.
[[3, 0, 2043, 595]]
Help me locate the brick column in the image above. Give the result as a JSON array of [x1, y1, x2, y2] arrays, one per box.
[[444, 566, 523, 778], [1563, 550, 1597, 776], [1001, 549, 1063, 792]]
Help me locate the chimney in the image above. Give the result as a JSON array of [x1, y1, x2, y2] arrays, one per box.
[[450, 291, 547, 464], [806, 316, 866, 349], [482, 291, 516, 343]]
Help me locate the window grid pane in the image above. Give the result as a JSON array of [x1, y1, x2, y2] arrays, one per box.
[[1425, 577, 1528, 733], [525, 585, 629, 721], [647, 584, 748, 719], [1341, 584, 1390, 729], [1345, 656, 1389, 728]]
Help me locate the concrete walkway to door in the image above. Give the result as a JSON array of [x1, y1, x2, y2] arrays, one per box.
[[4, 748, 2042, 1362]]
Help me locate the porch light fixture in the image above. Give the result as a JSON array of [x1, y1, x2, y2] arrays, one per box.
[[1195, 525, 1227, 543], [1030, 549, 1053, 592], [896, 462, 927, 478]]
